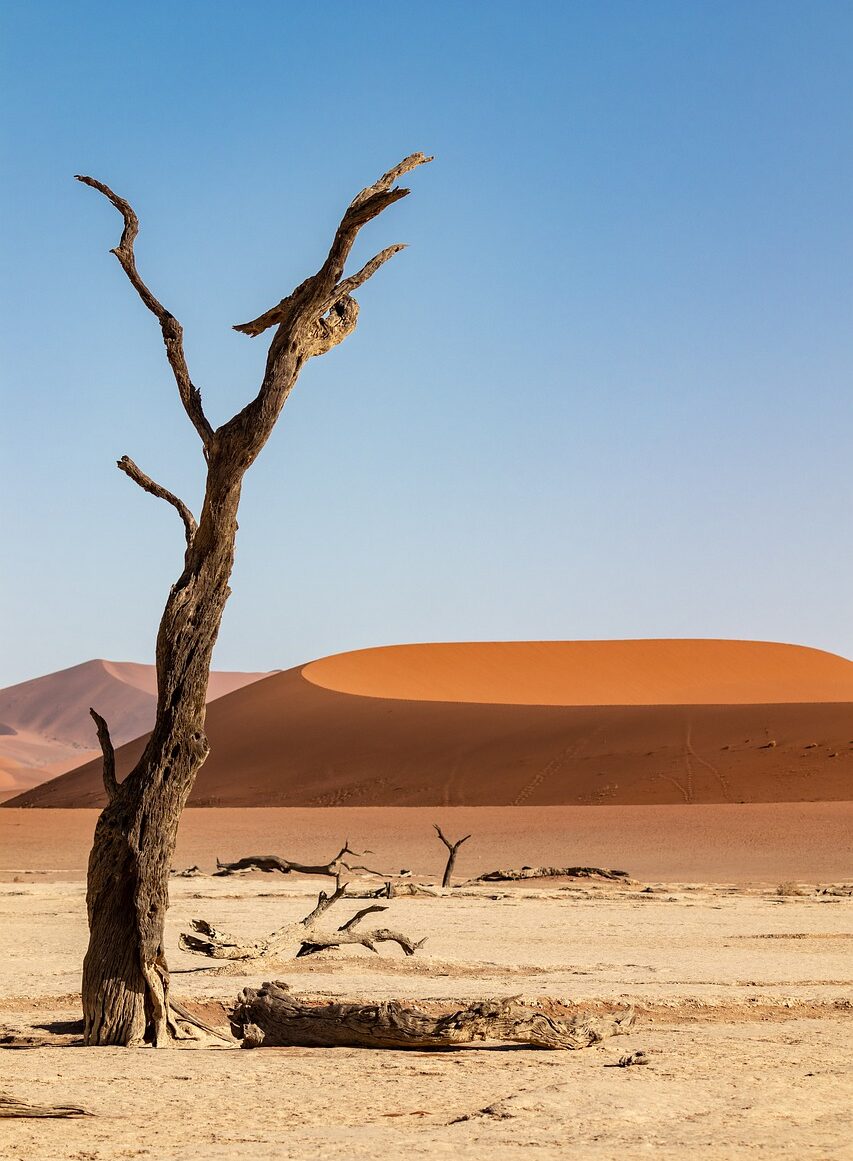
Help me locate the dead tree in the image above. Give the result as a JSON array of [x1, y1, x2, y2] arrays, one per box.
[[76, 153, 432, 1046], [233, 981, 635, 1050], [434, 823, 471, 887]]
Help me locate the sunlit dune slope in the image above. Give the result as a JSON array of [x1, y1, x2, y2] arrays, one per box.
[[8, 640, 853, 808]]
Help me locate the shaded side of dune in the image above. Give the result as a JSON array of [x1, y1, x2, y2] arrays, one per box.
[[7, 666, 853, 808]]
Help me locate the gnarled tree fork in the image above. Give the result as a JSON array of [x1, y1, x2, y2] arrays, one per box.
[[434, 823, 471, 887], [75, 152, 432, 1047]]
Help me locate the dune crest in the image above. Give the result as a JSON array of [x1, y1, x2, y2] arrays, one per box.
[[304, 640, 853, 706]]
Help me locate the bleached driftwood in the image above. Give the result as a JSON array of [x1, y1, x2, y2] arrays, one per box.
[[180, 885, 425, 962], [232, 981, 634, 1050]]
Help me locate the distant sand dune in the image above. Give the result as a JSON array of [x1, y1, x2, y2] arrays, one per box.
[[7, 640, 853, 808], [0, 659, 268, 791]]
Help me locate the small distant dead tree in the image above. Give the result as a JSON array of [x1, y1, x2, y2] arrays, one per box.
[[434, 824, 471, 887], [76, 153, 432, 1046]]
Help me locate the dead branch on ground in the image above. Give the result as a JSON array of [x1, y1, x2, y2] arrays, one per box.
[[214, 841, 390, 883], [474, 866, 631, 883], [180, 882, 425, 962]]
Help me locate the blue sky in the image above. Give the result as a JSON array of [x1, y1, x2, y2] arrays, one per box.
[[1, 0, 852, 687]]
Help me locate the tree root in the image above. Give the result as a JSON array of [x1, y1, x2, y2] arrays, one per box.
[[232, 981, 634, 1050]]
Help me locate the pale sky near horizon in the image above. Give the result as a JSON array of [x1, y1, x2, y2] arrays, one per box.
[[1, 0, 852, 689]]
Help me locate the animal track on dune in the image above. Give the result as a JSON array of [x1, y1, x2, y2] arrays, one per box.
[[685, 724, 732, 803], [511, 734, 597, 806]]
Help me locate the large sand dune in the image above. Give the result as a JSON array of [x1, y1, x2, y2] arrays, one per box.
[[8, 639, 853, 808], [0, 659, 267, 791]]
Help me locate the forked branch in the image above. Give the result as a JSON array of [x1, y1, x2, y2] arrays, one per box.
[[219, 153, 432, 464], [89, 708, 117, 802], [180, 882, 425, 962], [434, 824, 472, 888], [74, 175, 214, 451], [234, 153, 432, 338], [117, 456, 197, 545]]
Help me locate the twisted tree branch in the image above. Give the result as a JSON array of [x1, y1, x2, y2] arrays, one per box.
[[74, 175, 214, 451], [89, 708, 117, 802], [117, 456, 197, 545]]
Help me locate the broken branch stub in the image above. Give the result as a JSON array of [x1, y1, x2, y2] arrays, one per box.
[[232, 982, 634, 1050]]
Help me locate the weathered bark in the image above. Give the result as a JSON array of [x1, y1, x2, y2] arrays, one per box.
[[76, 153, 432, 1045], [232, 981, 634, 1050], [434, 824, 471, 888]]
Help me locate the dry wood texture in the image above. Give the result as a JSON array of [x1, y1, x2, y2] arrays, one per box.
[[75, 154, 431, 1045], [232, 981, 634, 1050]]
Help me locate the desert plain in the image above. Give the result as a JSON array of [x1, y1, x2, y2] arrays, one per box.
[[2, 641, 852, 1159], [2, 803, 852, 1160]]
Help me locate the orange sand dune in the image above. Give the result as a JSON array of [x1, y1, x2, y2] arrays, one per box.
[[0, 659, 268, 791], [305, 639, 853, 705], [8, 640, 853, 809]]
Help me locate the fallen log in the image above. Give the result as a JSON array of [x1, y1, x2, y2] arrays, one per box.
[[232, 981, 634, 1050], [475, 866, 631, 883]]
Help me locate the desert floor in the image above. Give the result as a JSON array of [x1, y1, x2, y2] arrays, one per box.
[[1, 805, 852, 1160]]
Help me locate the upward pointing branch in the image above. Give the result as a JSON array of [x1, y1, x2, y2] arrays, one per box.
[[89, 708, 118, 802], [218, 151, 432, 467], [74, 175, 214, 453], [433, 824, 472, 888], [233, 153, 433, 338], [116, 456, 197, 546]]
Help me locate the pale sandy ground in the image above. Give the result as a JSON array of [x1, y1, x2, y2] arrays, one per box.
[[1, 806, 852, 1160]]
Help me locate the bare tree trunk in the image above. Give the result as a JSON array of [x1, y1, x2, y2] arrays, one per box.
[[434, 824, 471, 888], [76, 154, 432, 1045]]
